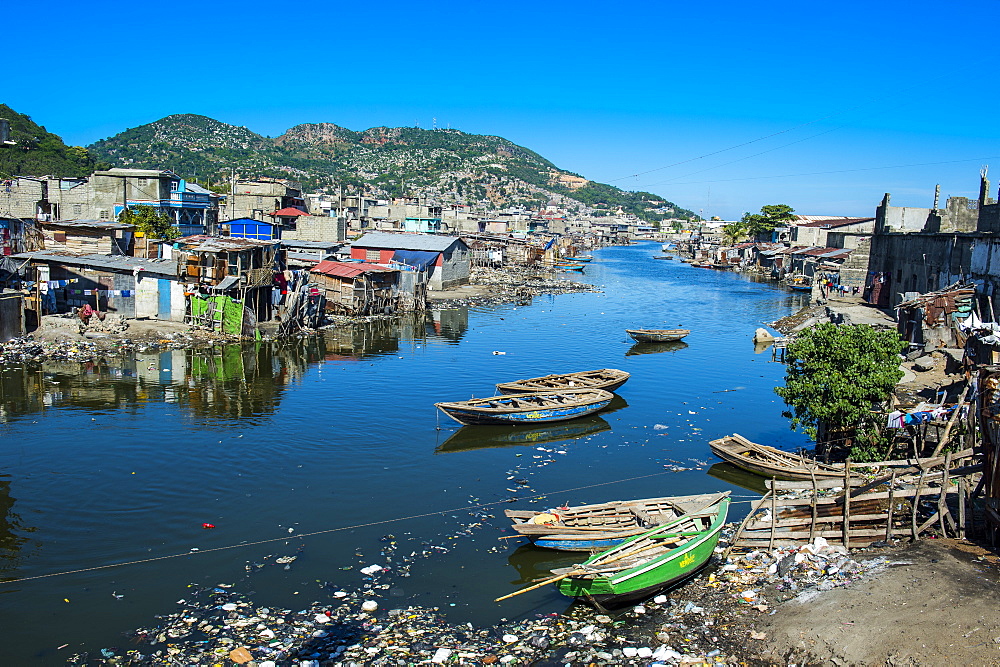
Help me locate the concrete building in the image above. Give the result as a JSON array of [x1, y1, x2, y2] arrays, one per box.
[[223, 179, 304, 222], [0, 170, 219, 233], [790, 217, 875, 247], [863, 173, 1000, 308]]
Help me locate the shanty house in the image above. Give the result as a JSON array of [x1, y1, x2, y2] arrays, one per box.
[[349, 232, 469, 290], [166, 235, 281, 321], [310, 261, 400, 315], [11, 251, 184, 321], [40, 220, 134, 255]]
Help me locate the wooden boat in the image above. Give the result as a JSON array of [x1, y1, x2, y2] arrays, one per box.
[[710, 263, 732, 270], [435, 388, 613, 426], [504, 491, 729, 551], [554, 263, 585, 272], [563, 256, 593, 262], [495, 368, 630, 395], [626, 329, 690, 343], [551, 496, 730, 606], [786, 276, 812, 291], [653, 255, 674, 260], [708, 433, 844, 480]]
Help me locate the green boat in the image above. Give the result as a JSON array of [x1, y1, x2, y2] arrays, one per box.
[[552, 496, 730, 606]]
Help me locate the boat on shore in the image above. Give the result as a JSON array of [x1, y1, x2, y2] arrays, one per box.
[[563, 256, 593, 262], [708, 433, 844, 480], [504, 491, 729, 551], [555, 263, 585, 272], [435, 388, 613, 426], [626, 328, 690, 343], [495, 368, 630, 395], [786, 276, 812, 291], [549, 496, 730, 606]]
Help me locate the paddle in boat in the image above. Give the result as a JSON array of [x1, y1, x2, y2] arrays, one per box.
[[626, 328, 690, 343], [503, 491, 729, 551], [496, 496, 730, 607], [435, 388, 613, 426], [495, 368, 630, 395], [708, 433, 844, 481]]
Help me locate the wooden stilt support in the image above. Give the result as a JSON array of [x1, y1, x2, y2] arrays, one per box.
[[842, 459, 851, 548], [885, 470, 897, 542], [912, 466, 928, 540], [958, 476, 967, 539]]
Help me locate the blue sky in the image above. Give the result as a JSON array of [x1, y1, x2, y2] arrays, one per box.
[[6, 0, 998, 219]]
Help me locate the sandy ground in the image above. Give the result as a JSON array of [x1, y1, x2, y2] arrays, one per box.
[[749, 539, 1000, 666]]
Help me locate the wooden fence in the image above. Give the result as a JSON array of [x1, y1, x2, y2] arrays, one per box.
[[728, 449, 981, 551]]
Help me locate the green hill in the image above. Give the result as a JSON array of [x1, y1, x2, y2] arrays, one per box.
[[86, 113, 696, 222], [0, 104, 104, 179]]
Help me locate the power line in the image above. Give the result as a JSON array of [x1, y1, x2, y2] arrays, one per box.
[[645, 155, 1000, 187]]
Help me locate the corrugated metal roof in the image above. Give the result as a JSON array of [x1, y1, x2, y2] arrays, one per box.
[[11, 251, 179, 276], [311, 260, 397, 279], [44, 219, 134, 231], [280, 239, 342, 250], [351, 231, 464, 252], [174, 235, 279, 252]]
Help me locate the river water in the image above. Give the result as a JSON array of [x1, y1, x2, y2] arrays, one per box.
[[0, 242, 811, 663]]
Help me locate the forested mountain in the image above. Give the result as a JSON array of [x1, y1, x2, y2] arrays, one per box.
[[0, 104, 105, 179], [86, 113, 696, 221]]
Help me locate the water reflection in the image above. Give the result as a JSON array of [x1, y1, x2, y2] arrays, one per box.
[[436, 415, 611, 454], [706, 462, 768, 495], [505, 543, 583, 586], [625, 341, 689, 357], [0, 477, 32, 576], [427, 308, 469, 343]]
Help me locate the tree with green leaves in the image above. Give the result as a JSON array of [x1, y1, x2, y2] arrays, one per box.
[[740, 203, 796, 239], [722, 220, 749, 244], [118, 205, 180, 240], [774, 323, 906, 460]]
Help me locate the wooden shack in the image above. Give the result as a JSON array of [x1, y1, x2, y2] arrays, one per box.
[[310, 260, 399, 315]]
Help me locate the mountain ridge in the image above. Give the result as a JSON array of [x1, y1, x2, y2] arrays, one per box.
[[82, 112, 693, 222]]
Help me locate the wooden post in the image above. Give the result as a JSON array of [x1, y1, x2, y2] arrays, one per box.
[[809, 468, 818, 543], [912, 466, 928, 540], [938, 452, 952, 535], [768, 480, 777, 551], [842, 458, 851, 547], [931, 383, 973, 457], [958, 476, 967, 539], [885, 470, 897, 542]]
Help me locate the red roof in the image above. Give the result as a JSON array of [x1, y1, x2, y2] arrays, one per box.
[[271, 207, 310, 217], [311, 261, 396, 279]]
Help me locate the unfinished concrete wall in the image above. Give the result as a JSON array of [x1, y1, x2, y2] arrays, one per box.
[[282, 215, 345, 242]]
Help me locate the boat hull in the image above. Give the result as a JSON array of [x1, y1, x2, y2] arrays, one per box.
[[626, 329, 690, 343], [709, 434, 844, 480], [556, 498, 730, 605], [505, 492, 729, 551], [435, 389, 614, 426], [496, 369, 630, 395]]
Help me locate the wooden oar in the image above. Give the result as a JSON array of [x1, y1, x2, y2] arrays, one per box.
[[494, 569, 587, 602]]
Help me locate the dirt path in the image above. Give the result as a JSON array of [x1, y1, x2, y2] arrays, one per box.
[[749, 539, 1000, 666]]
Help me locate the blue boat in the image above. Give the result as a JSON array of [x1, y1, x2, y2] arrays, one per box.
[[434, 388, 613, 426], [503, 492, 730, 551]]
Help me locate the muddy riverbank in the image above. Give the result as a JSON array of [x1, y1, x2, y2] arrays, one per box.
[[1, 265, 595, 365]]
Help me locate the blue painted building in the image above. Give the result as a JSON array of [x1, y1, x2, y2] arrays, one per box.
[[221, 217, 280, 241]]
